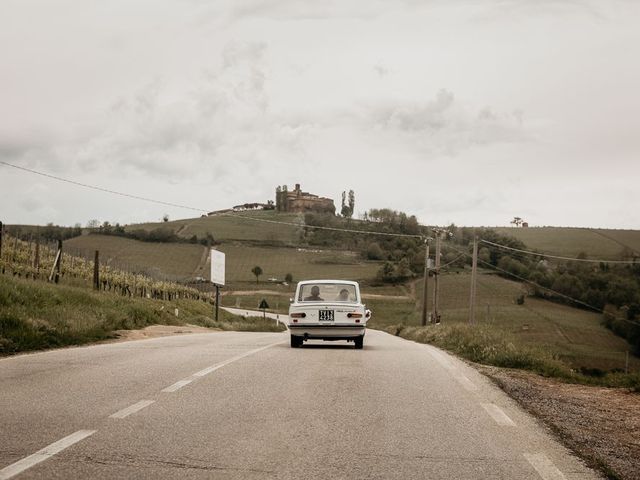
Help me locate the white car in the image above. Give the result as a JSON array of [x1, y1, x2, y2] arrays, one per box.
[[288, 280, 371, 349]]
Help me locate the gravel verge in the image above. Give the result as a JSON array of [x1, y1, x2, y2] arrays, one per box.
[[476, 366, 640, 480]]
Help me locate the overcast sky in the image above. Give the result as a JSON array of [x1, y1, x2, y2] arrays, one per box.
[[1, 0, 639, 229]]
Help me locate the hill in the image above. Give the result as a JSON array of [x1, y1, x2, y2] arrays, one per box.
[[128, 210, 304, 245], [64, 234, 384, 287], [493, 226, 640, 260], [65, 235, 208, 280]]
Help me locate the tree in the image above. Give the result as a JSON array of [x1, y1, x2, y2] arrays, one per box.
[[340, 189, 355, 218], [251, 266, 263, 284], [86, 219, 100, 229], [366, 242, 385, 260], [510, 217, 523, 227], [163, 214, 169, 222], [285, 273, 293, 283], [348, 190, 355, 217]]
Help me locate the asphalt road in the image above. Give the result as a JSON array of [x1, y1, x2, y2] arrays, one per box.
[[0, 329, 601, 479]]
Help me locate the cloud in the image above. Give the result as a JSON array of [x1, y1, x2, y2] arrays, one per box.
[[363, 89, 527, 155]]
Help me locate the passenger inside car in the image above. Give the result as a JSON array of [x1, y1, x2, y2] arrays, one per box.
[[304, 285, 324, 301], [337, 288, 350, 301]]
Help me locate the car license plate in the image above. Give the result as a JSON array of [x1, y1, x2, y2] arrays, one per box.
[[319, 310, 334, 321]]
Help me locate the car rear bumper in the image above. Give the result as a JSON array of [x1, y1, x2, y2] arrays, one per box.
[[288, 324, 365, 339]]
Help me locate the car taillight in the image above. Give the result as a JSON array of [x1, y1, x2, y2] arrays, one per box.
[[290, 312, 306, 318], [347, 313, 362, 318]]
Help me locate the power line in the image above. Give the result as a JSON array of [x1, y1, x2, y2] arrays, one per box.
[[1, 160, 423, 239], [480, 238, 638, 265], [477, 257, 640, 327], [448, 243, 640, 327], [0, 160, 206, 213]]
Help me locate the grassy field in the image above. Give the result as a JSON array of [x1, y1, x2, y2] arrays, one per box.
[[0, 275, 285, 354], [216, 244, 381, 286], [493, 226, 640, 260], [65, 235, 207, 279], [63, 234, 384, 287], [128, 210, 303, 244], [400, 271, 640, 373]]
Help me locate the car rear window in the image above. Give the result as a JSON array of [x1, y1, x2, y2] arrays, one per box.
[[298, 283, 357, 302]]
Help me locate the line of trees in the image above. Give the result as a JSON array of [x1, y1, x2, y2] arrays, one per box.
[[93, 222, 216, 246]]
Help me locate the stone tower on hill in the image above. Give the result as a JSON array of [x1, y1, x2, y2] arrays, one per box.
[[275, 184, 335, 214]]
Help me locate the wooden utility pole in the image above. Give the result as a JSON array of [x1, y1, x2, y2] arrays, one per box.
[[469, 236, 478, 324], [421, 237, 431, 326], [93, 250, 100, 290], [432, 231, 442, 324]]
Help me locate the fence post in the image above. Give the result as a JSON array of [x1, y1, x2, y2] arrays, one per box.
[[93, 250, 100, 290], [55, 239, 62, 283], [49, 240, 62, 283], [34, 236, 40, 277]]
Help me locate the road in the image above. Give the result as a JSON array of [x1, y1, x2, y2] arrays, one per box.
[[0, 329, 601, 479]]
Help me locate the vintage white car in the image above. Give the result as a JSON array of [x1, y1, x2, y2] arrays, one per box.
[[288, 280, 371, 349]]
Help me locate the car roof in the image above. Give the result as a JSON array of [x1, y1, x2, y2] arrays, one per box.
[[297, 280, 359, 286]]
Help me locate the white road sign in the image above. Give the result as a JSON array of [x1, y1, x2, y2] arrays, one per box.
[[210, 249, 226, 286]]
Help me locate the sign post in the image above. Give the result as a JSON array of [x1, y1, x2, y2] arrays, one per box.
[[259, 298, 270, 319], [210, 249, 226, 322]]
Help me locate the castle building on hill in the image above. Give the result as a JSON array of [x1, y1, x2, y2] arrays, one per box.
[[275, 184, 335, 214]]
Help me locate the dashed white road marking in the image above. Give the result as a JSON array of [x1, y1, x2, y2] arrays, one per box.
[[109, 400, 155, 419], [0, 430, 96, 480], [524, 453, 567, 480], [481, 403, 516, 426], [162, 379, 193, 392], [166, 341, 284, 392], [192, 341, 283, 378]]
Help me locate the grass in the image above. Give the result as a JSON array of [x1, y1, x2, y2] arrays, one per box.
[[65, 235, 207, 279], [128, 210, 304, 244], [0, 275, 284, 355], [352, 270, 640, 375], [493, 226, 640, 260], [385, 323, 640, 390], [216, 244, 381, 287], [62, 234, 382, 287]]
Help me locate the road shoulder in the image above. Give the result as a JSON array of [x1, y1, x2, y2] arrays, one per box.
[[475, 365, 640, 480]]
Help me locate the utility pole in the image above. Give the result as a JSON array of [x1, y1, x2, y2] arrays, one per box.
[[421, 237, 432, 326], [431, 228, 446, 324], [469, 236, 478, 324]]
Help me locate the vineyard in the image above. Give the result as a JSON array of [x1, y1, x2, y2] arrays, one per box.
[[0, 234, 213, 303]]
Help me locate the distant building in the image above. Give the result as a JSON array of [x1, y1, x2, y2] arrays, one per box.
[[275, 184, 335, 214]]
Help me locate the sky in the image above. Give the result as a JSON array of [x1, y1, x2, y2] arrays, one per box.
[[1, 0, 639, 229]]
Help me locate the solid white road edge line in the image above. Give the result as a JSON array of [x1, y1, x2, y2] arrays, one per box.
[[162, 379, 193, 393], [524, 453, 567, 480], [109, 400, 155, 419], [453, 373, 479, 392], [0, 430, 96, 480], [192, 341, 284, 377], [480, 403, 516, 427]]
